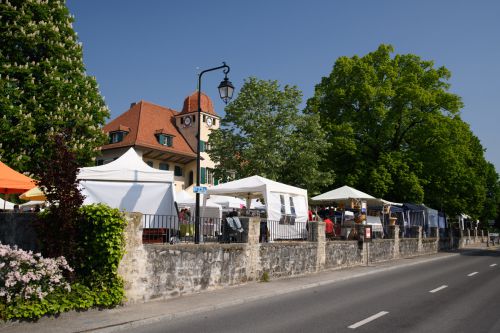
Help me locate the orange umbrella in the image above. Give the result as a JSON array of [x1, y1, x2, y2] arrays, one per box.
[[0, 161, 36, 209]]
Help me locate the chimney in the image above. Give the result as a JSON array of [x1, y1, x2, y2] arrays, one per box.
[[130, 102, 137, 108]]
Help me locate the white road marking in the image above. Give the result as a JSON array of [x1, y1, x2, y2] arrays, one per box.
[[429, 285, 448, 293], [490, 264, 497, 267], [348, 311, 389, 329], [467, 272, 479, 277]]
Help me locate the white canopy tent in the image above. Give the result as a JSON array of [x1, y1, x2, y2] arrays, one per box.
[[311, 185, 383, 206], [206, 176, 308, 221], [0, 197, 15, 210], [78, 148, 177, 223], [209, 195, 265, 211], [206, 176, 308, 240], [176, 190, 222, 219], [20, 200, 45, 212], [209, 195, 245, 210]]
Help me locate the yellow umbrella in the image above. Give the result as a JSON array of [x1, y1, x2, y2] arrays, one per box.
[[20, 186, 46, 201]]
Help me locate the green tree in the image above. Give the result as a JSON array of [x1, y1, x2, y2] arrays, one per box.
[[306, 44, 463, 201], [0, 0, 109, 173], [306, 44, 494, 217], [412, 115, 492, 217], [209, 77, 333, 194]]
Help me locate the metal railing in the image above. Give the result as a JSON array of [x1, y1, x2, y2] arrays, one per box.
[[259, 220, 309, 242], [142, 214, 246, 244]]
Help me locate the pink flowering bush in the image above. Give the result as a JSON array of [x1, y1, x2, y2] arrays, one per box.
[[0, 243, 72, 305]]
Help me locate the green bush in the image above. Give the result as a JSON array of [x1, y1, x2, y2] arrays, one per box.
[[76, 204, 127, 306], [1, 283, 94, 320], [1, 204, 127, 320]]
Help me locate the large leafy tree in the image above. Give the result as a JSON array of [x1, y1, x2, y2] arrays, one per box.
[[306, 44, 496, 217], [0, 0, 109, 174], [209, 77, 333, 194]]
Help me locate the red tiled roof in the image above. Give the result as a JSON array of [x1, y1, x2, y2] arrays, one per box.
[[180, 91, 217, 116], [101, 100, 196, 158]]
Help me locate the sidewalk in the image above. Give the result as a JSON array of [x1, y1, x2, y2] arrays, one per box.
[[0, 248, 494, 333]]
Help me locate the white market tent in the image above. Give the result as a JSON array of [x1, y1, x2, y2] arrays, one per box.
[[77, 148, 177, 222], [312, 185, 387, 236], [0, 197, 16, 210], [20, 200, 45, 212], [206, 176, 308, 240], [176, 190, 222, 219], [209, 195, 266, 211], [206, 175, 308, 222], [209, 195, 245, 210], [311, 185, 382, 206]]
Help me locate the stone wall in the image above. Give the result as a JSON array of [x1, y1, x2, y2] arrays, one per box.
[[144, 243, 249, 300], [367, 239, 395, 263], [399, 239, 419, 257], [1, 211, 476, 304], [324, 241, 363, 268], [421, 238, 439, 254], [259, 242, 318, 278], [0, 212, 39, 251]]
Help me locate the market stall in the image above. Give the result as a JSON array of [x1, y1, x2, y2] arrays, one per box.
[[206, 175, 308, 240], [311, 185, 386, 239], [78, 148, 177, 224]]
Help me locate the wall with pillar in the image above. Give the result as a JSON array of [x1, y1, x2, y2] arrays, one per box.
[[118, 215, 463, 303]]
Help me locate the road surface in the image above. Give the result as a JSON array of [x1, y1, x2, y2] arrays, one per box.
[[120, 249, 500, 333]]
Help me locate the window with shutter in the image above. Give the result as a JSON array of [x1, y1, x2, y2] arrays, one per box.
[[201, 167, 206, 184]]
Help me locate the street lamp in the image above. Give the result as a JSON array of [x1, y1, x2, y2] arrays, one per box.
[[195, 62, 234, 244]]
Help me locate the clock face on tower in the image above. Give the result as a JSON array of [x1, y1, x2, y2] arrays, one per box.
[[183, 116, 191, 127], [206, 117, 213, 127]]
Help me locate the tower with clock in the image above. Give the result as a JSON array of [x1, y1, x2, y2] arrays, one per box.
[[175, 91, 220, 187]]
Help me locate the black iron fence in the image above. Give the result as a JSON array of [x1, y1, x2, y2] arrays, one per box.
[[259, 220, 309, 242], [142, 214, 246, 244], [142, 216, 324, 244]]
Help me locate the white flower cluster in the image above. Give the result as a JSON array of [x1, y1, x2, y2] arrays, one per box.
[[0, 243, 73, 303]]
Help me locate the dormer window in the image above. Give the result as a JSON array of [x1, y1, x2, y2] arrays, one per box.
[[156, 133, 173, 147], [109, 130, 127, 144]]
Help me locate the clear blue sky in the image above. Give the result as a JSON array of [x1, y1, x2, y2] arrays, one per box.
[[67, 0, 500, 171]]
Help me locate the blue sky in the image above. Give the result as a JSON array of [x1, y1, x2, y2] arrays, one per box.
[[67, 0, 500, 170]]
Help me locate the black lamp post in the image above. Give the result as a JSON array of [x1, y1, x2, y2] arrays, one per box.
[[195, 62, 234, 244]]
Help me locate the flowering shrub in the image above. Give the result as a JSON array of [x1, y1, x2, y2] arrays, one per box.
[[0, 243, 72, 304]]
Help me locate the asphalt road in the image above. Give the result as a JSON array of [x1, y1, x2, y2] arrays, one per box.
[[121, 249, 500, 333]]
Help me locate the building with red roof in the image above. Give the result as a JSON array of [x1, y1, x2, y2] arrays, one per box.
[[98, 91, 220, 193]]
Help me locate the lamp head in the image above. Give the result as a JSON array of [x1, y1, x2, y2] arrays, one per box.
[[218, 76, 234, 104]]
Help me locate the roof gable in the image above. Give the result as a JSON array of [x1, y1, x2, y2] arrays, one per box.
[[102, 100, 195, 157]]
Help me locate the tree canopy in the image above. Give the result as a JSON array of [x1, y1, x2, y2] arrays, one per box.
[[306, 44, 498, 218], [0, 0, 109, 174], [208, 77, 333, 194]]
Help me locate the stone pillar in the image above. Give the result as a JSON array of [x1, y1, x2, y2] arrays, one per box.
[[467, 229, 471, 245], [448, 229, 454, 249], [458, 228, 466, 248], [246, 217, 261, 245], [246, 217, 261, 281], [315, 221, 326, 272], [118, 212, 149, 303], [388, 225, 400, 259], [414, 226, 423, 253], [474, 228, 478, 243]]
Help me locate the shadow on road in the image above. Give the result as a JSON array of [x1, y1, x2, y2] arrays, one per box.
[[450, 248, 500, 257]]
